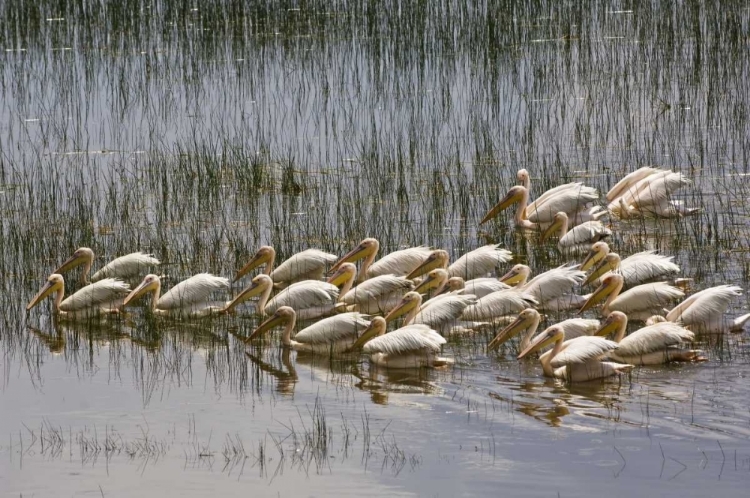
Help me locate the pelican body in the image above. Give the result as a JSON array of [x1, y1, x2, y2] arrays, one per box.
[[406, 245, 513, 281], [579, 274, 684, 321], [488, 309, 600, 352], [55, 247, 159, 285], [666, 285, 750, 334], [235, 246, 338, 288], [500, 264, 586, 312], [540, 212, 611, 252], [386, 291, 483, 335], [26, 273, 130, 320], [580, 242, 680, 287], [339, 274, 414, 314], [123, 273, 230, 318], [608, 169, 699, 218]]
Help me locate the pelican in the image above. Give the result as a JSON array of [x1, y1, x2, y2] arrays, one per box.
[[338, 274, 414, 314], [595, 311, 703, 364], [438, 276, 510, 298], [608, 169, 699, 218], [330, 238, 380, 282], [224, 263, 356, 320], [123, 273, 230, 318], [540, 212, 611, 252], [516, 169, 605, 223], [55, 247, 159, 285], [500, 264, 586, 311], [405, 245, 513, 281], [487, 309, 600, 351], [245, 306, 372, 354], [518, 327, 634, 382], [234, 246, 338, 288], [333, 239, 432, 280], [580, 242, 680, 287], [385, 291, 483, 335], [606, 167, 666, 203], [665, 285, 750, 334], [579, 274, 684, 321], [460, 287, 537, 323], [349, 317, 452, 368], [26, 274, 130, 320]]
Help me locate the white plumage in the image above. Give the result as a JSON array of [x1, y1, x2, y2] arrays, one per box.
[[265, 281, 342, 320], [270, 249, 339, 284], [445, 277, 510, 298], [339, 274, 414, 314], [447, 245, 513, 280], [608, 169, 698, 218], [387, 291, 483, 335], [460, 288, 537, 321], [581, 242, 680, 287], [91, 253, 161, 282], [580, 274, 684, 321], [367, 246, 433, 278], [526, 183, 600, 224], [354, 317, 451, 368], [27, 273, 130, 320], [541, 212, 611, 252], [501, 264, 586, 311], [123, 273, 230, 318], [666, 285, 750, 334]]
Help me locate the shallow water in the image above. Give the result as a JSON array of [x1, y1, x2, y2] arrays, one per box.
[[2, 1, 750, 496]]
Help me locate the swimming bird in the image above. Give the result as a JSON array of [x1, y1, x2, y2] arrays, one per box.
[[539, 212, 611, 253], [608, 169, 699, 218], [460, 287, 538, 323], [594, 311, 703, 364], [349, 317, 452, 368], [578, 274, 684, 321], [500, 264, 587, 311], [245, 306, 372, 354], [385, 291, 483, 335], [437, 275, 511, 298], [332, 239, 433, 280], [487, 309, 600, 352], [55, 247, 159, 285], [26, 274, 130, 320], [122, 273, 230, 318], [665, 285, 750, 334], [234, 246, 338, 288], [580, 242, 680, 287], [405, 245, 513, 281], [517, 327, 634, 382], [338, 274, 415, 314]]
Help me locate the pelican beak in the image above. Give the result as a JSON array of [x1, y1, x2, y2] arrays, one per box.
[[414, 272, 442, 294], [348, 320, 383, 351], [517, 330, 555, 359], [539, 218, 563, 243], [384, 296, 418, 322], [406, 252, 447, 280], [594, 314, 619, 338], [487, 313, 529, 351], [580, 247, 604, 272], [327, 265, 353, 286], [223, 279, 268, 314], [480, 189, 521, 225], [54, 252, 89, 274], [578, 279, 615, 314], [582, 259, 613, 286], [247, 311, 285, 341], [234, 251, 271, 282], [123, 279, 158, 307], [26, 280, 60, 311], [499, 268, 523, 286], [330, 242, 374, 273]]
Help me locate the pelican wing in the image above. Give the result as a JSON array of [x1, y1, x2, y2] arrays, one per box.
[[527, 184, 599, 223], [527, 182, 580, 213], [447, 245, 513, 280], [616, 323, 695, 357], [366, 246, 432, 278], [265, 281, 339, 314], [666, 285, 742, 325], [558, 318, 601, 340], [59, 278, 131, 311], [461, 278, 510, 298], [362, 325, 446, 355], [91, 252, 160, 282], [523, 265, 585, 304], [158, 274, 230, 310], [549, 336, 619, 367], [607, 167, 665, 202], [622, 171, 690, 209], [413, 294, 478, 328], [612, 282, 684, 313], [461, 289, 537, 321], [294, 312, 371, 344], [559, 221, 612, 247], [620, 252, 680, 285], [269, 249, 338, 283], [340, 275, 414, 305]]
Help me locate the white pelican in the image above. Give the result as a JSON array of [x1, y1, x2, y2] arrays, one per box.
[[665, 285, 750, 334], [580, 242, 680, 287], [487, 309, 600, 351], [349, 317, 452, 368], [385, 291, 483, 335], [333, 239, 432, 280], [438, 276, 510, 298], [579, 274, 684, 321], [405, 245, 513, 281], [338, 274, 414, 314], [608, 169, 699, 218], [606, 167, 665, 203], [460, 287, 537, 323], [518, 327, 634, 382], [539, 212, 611, 252], [225, 263, 356, 320], [26, 274, 130, 320], [246, 306, 372, 354], [55, 247, 159, 285], [500, 264, 586, 311], [123, 273, 230, 318], [234, 246, 338, 288], [330, 238, 380, 282], [595, 311, 703, 364]]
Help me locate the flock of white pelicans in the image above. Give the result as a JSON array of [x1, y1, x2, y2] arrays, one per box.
[[25, 167, 750, 382]]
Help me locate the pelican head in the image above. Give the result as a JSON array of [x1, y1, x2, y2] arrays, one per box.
[[27, 274, 65, 311], [331, 238, 379, 272], [578, 273, 624, 314], [499, 264, 530, 286], [414, 269, 449, 294], [385, 291, 422, 323], [480, 186, 527, 225], [487, 308, 540, 351], [406, 249, 449, 280], [327, 262, 357, 287], [645, 315, 667, 326], [349, 316, 387, 351], [594, 311, 627, 338], [446, 277, 465, 292], [248, 306, 295, 341], [223, 274, 273, 314], [583, 253, 620, 286], [517, 325, 564, 359], [55, 247, 95, 283], [123, 274, 161, 307], [580, 241, 611, 272], [516, 169, 530, 186], [234, 246, 275, 282], [540, 212, 568, 242]]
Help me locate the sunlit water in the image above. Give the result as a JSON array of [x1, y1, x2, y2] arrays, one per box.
[[2, 1, 750, 496]]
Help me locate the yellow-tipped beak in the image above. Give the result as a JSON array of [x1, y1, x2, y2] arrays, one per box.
[[234, 252, 270, 282], [414, 273, 441, 294], [580, 248, 604, 272], [578, 280, 614, 314], [26, 280, 58, 311], [582, 259, 613, 286], [330, 243, 373, 273], [487, 314, 528, 351], [517, 332, 555, 359], [247, 313, 285, 341], [539, 218, 563, 243], [54, 253, 88, 274], [480, 190, 521, 225], [406, 253, 447, 280], [224, 280, 268, 314], [123, 280, 158, 307], [594, 316, 619, 338], [384, 297, 418, 323], [499, 268, 523, 286], [349, 321, 382, 351]]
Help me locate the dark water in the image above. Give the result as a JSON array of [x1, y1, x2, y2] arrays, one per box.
[[2, 1, 750, 496]]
